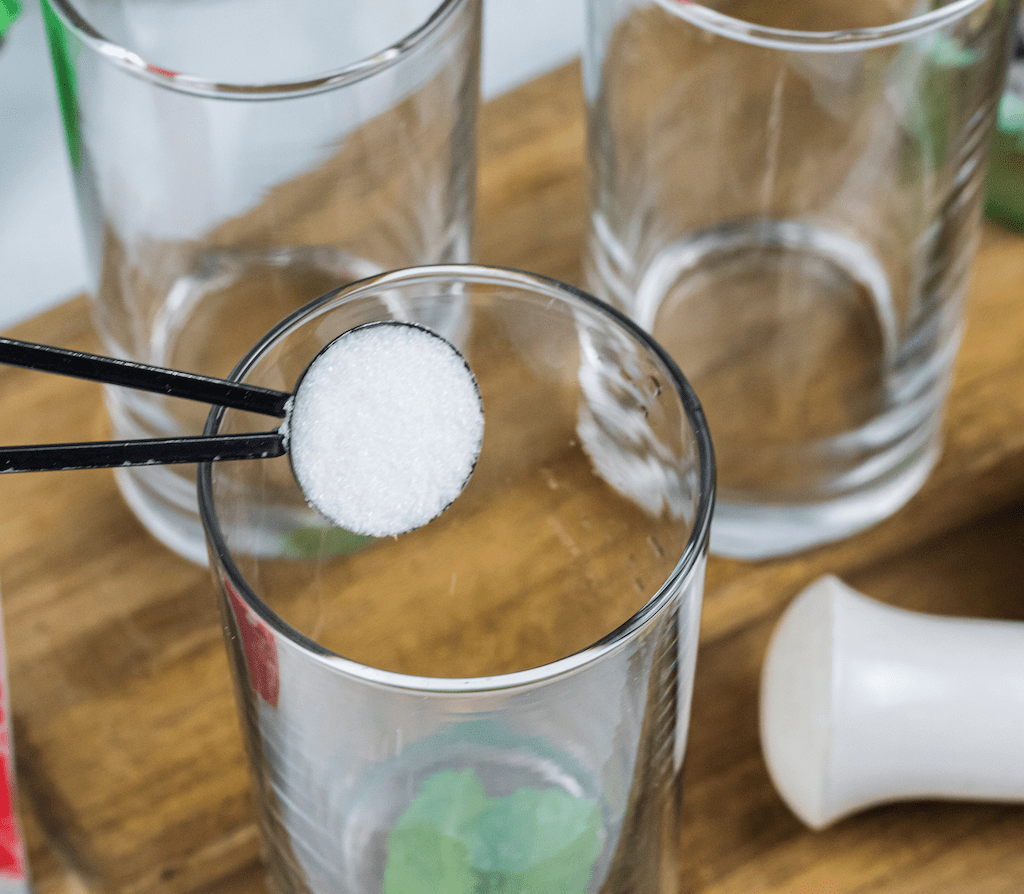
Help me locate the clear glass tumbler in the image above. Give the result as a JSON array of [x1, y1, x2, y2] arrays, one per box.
[[42, 0, 481, 562], [199, 265, 715, 894], [584, 0, 1018, 559]]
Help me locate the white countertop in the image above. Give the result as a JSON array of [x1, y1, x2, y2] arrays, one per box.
[[0, 0, 583, 331]]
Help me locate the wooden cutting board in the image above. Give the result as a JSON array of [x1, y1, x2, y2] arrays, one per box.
[[3, 62, 1024, 894]]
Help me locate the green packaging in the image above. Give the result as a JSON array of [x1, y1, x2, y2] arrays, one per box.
[[0, 0, 21, 42]]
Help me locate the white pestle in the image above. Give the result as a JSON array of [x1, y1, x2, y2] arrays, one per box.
[[759, 574, 1024, 830]]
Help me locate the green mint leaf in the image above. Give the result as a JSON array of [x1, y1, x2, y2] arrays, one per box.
[[466, 787, 603, 894], [280, 525, 376, 558], [385, 768, 603, 894], [998, 91, 1024, 144], [395, 769, 488, 838], [926, 33, 979, 69], [384, 826, 476, 894]]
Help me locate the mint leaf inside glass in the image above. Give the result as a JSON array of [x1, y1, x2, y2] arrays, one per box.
[[384, 768, 603, 894], [385, 826, 476, 894]]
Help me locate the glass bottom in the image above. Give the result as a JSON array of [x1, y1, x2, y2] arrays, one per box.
[[260, 729, 613, 894], [107, 245, 474, 563], [106, 246, 381, 563], [588, 218, 957, 558], [709, 437, 939, 559]]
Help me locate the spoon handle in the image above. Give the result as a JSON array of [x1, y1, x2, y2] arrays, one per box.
[[0, 431, 285, 473], [0, 337, 290, 418]]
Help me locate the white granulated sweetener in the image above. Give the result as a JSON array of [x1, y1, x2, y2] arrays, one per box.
[[286, 322, 484, 537]]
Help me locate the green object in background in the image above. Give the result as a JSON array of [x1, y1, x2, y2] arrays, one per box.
[[40, 0, 81, 171], [0, 0, 21, 41], [984, 20, 1024, 232], [985, 88, 1024, 232]]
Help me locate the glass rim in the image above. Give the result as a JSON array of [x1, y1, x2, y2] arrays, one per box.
[[43, 0, 472, 98], [198, 263, 716, 695], [655, 0, 994, 52]]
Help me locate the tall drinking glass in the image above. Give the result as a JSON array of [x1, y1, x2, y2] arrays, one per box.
[[199, 265, 715, 894], [584, 0, 1017, 559], [42, 0, 481, 562]]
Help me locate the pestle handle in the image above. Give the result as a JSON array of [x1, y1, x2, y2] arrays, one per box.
[[759, 575, 1024, 830]]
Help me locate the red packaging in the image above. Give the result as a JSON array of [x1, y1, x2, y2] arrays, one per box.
[[0, 602, 28, 894]]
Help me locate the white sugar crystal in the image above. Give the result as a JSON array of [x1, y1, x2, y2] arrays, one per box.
[[286, 322, 484, 537]]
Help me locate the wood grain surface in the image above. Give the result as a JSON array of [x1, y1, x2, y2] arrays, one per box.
[[2, 61, 1024, 894]]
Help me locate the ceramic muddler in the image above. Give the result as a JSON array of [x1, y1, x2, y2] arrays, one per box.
[[760, 575, 1024, 829]]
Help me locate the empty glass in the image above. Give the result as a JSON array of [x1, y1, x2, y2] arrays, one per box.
[[42, 0, 481, 562], [584, 0, 1017, 558]]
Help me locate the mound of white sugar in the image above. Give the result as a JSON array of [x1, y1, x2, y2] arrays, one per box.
[[285, 322, 484, 537]]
